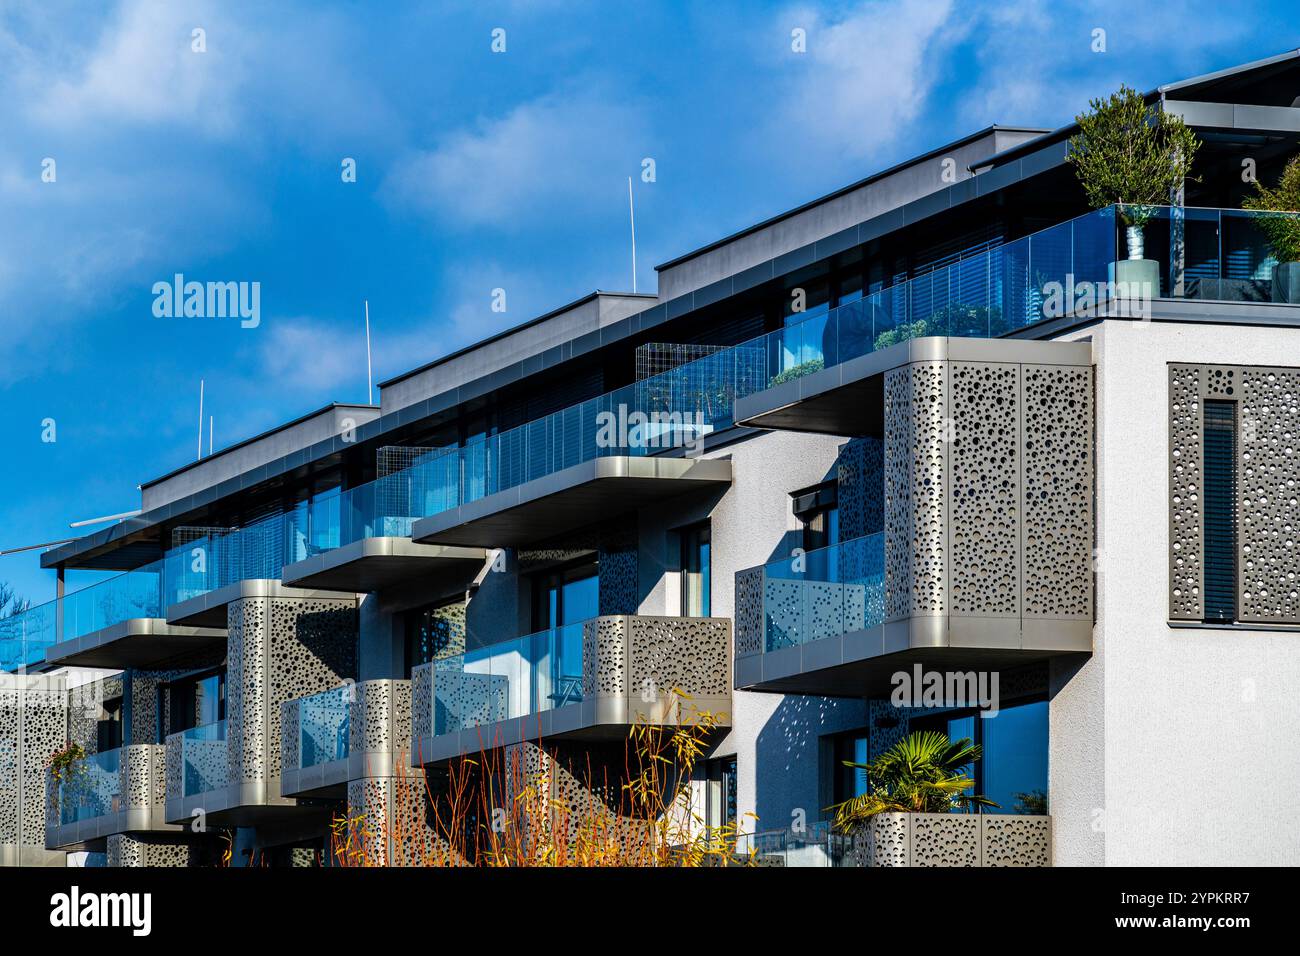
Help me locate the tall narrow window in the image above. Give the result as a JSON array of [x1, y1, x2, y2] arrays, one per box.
[[680, 523, 711, 617], [1203, 400, 1238, 622]]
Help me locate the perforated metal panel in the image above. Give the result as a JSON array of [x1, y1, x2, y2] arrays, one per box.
[[1168, 363, 1300, 625]]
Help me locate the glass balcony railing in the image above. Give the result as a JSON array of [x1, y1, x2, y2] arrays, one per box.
[[297, 687, 350, 768], [301, 346, 765, 556], [178, 720, 228, 798], [163, 509, 309, 608], [427, 619, 587, 737], [733, 822, 856, 867], [0, 560, 167, 672], [1125, 205, 1300, 303], [52, 748, 122, 826], [0, 599, 57, 673], [754, 533, 885, 653]]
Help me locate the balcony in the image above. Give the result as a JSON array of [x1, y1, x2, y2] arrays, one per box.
[[164, 721, 231, 822], [411, 615, 731, 765], [280, 485, 484, 592], [735, 525, 1091, 696], [355, 353, 744, 548], [45, 745, 176, 850], [736, 205, 1300, 434], [0, 561, 225, 673], [280, 679, 414, 797], [412, 456, 732, 548]]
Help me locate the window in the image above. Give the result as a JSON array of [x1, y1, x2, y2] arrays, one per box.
[[1203, 400, 1237, 622], [680, 522, 711, 617], [793, 483, 839, 580], [96, 697, 123, 752], [830, 730, 869, 805], [705, 756, 738, 829], [164, 669, 226, 737], [909, 698, 1049, 815], [405, 602, 464, 671], [532, 560, 599, 630]]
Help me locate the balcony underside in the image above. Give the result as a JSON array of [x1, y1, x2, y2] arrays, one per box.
[[43, 618, 226, 669], [166, 781, 336, 828], [45, 808, 179, 852], [734, 337, 1092, 436], [280, 538, 485, 593], [414, 692, 733, 768], [166, 579, 355, 628], [734, 617, 1091, 697], [412, 456, 732, 548]]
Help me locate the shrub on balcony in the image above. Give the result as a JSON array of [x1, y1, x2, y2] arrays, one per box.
[[1066, 84, 1199, 256], [828, 730, 996, 834], [1243, 153, 1300, 263], [873, 318, 928, 351], [768, 357, 824, 387]]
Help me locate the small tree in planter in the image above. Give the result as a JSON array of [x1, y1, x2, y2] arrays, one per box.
[[1067, 85, 1199, 294], [1242, 154, 1300, 303]]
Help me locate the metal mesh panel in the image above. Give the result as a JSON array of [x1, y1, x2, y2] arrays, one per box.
[[634, 343, 725, 381], [377, 446, 438, 478]]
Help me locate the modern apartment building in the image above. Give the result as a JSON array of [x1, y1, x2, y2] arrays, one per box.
[[4, 49, 1300, 868]]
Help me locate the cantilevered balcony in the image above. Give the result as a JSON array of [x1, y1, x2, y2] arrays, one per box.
[[736, 205, 1300, 435], [45, 745, 178, 850], [734, 336, 1095, 696], [392, 354, 744, 548], [2, 560, 224, 673], [411, 615, 732, 765], [279, 485, 485, 593], [280, 679, 414, 797], [162, 515, 354, 627]]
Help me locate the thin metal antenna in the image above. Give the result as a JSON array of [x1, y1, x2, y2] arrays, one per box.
[[365, 300, 374, 404], [627, 177, 637, 294], [209, 416, 213, 456], [197, 379, 205, 460]]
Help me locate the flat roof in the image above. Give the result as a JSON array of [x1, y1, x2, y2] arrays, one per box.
[[653, 125, 1050, 273], [377, 290, 656, 389], [140, 402, 378, 490]]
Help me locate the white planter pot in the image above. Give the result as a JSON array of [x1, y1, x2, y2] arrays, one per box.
[[1109, 258, 1161, 300], [1273, 262, 1300, 304]]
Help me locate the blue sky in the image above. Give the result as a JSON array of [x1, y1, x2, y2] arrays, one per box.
[[0, 0, 1295, 603]]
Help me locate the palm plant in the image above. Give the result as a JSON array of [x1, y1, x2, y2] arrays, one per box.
[[828, 730, 997, 833]]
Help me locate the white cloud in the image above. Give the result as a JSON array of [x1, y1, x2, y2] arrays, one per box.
[[385, 86, 652, 229], [31, 0, 250, 137], [771, 0, 958, 163]]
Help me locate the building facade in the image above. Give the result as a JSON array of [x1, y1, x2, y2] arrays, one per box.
[[4, 50, 1300, 867]]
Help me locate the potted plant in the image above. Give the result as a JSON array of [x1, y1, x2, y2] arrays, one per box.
[[1242, 153, 1300, 303], [47, 742, 88, 816], [829, 730, 994, 827], [1066, 84, 1200, 299], [828, 730, 1022, 867]]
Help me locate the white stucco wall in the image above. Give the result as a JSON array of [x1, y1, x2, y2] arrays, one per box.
[[655, 429, 869, 835], [1058, 317, 1300, 865]]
